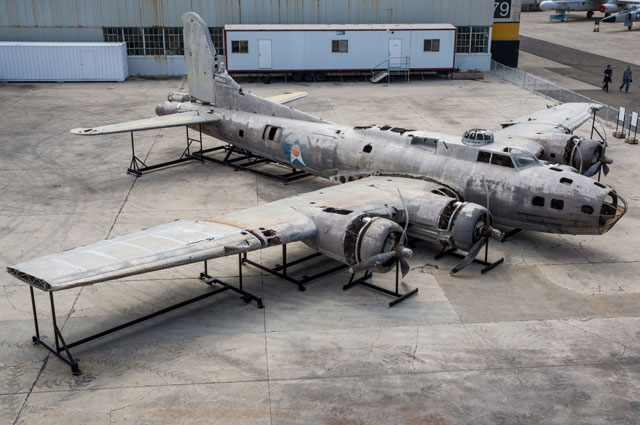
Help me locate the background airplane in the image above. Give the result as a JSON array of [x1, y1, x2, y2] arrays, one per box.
[[538, 0, 640, 18], [600, 3, 640, 28]]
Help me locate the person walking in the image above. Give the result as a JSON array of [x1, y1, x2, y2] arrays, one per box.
[[619, 65, 632, 93], [603, 64, 613, 91]]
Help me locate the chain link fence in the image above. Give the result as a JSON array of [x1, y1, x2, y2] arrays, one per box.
[[490, 60, 632, 129]]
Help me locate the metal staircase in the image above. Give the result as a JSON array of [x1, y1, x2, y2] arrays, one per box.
[[370, 56, 410, 83]]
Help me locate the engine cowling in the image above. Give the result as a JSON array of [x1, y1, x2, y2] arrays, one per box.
[[310, 211, 402, 273], [155, 100, 201, 116]]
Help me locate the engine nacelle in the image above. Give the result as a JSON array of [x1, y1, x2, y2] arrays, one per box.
[[167, 92, 191, 102], [155, 101, 201, 116], [600, 3, 621, 13], [309, 211, 402, 272]]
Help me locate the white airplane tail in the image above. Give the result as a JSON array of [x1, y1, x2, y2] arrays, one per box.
[[181, 12, 327, 123]]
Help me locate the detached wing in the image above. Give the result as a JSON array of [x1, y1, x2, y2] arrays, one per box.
[[7, 208, 315, 291], [265, 92, 308, 105], [6, 176, 455, 292], [70, 110, 222, 135]]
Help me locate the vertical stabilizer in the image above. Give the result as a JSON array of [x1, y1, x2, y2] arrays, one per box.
[[182, 12, 218, 104]]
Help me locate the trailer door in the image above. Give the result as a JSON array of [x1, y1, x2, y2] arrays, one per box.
[[258, 39, 272, 69], [388, 39, 402, 67]]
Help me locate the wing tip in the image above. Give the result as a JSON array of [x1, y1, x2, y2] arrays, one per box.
[[70, 127, 98, 135], [6, 266, 52, 291]]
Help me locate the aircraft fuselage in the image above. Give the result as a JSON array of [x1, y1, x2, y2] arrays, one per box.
[[171, 104, 624, 236]]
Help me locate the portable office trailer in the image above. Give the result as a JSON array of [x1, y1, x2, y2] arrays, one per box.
[[224, 24, 456, 77], [0, 42, 128, 82]]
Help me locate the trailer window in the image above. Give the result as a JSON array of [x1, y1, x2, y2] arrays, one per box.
[[231, 40, 248, 53], [423, 39, 440, 52], [332, 40, 348, 53]]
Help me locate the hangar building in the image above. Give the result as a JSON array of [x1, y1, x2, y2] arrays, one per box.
[[0, 0, 521, 77]]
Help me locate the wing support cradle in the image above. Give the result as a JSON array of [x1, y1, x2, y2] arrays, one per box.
[[27, 255, 263, 376]]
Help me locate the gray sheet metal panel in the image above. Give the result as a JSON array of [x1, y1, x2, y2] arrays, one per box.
[[0, 27, 103, 42], [0, 0, 494, 28]]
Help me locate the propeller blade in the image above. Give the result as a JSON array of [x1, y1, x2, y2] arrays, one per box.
[[397, 189, 409, 245], [450, 235, 488, 274], [603, 162, 610, 176], [400, 258, 411, 277], [583, 161, 601, 177], [349, 251, 395, 274]]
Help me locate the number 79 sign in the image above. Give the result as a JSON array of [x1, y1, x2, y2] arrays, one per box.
[[494, 0, 512, 20]]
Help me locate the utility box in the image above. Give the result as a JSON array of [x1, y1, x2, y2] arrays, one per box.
[[0, 42, 128, 82], [224, 24, 456, 76]]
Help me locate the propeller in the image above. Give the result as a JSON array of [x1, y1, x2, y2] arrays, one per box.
[[584, 132, 612, 179], [349, 189, 413, 277], [450, 178, 504, 274]]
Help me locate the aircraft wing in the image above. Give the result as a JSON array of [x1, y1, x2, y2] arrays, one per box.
[[265, 92, 308, 105], [7, 208, 316, 292], [498, 103, 601, 134], [70, 110, 222, 135], [7, 176, 473, 292]]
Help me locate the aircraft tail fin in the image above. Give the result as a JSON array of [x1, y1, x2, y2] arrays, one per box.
[[182, 12, 328, 123], [182, 12, 219, 104]]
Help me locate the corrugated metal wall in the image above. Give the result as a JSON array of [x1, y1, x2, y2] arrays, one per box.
[[0, 0, 493, 28]]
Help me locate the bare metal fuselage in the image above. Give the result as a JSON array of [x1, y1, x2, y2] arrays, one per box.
[[161, 102, 624, 236]]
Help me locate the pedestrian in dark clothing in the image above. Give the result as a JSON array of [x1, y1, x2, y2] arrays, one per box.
[[603, 64, 613, 91], [620, 65, 632, 93]]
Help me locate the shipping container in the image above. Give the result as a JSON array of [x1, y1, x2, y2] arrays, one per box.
[[224, 24, 456, 75], [0, 42, 128, 82]]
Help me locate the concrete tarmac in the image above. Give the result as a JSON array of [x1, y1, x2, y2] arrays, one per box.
[[1, 76, 639, 424], [519, 11, 640, 113]]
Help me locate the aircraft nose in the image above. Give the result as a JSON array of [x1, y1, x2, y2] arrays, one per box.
[[600, 15, 616, 23], [598, 191, 627, 234]]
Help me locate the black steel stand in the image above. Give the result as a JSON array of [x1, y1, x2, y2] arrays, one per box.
[[29, 254, 262, 375], [127, 125, 204, 176], [343, 259, 418, 307], [502, 228, 522, 242], [191, 144, 311, 183], [435, 240, 504, 275], [241, 244, 348, 291]]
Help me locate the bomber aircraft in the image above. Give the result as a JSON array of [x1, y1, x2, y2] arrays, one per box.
[[600, 3, 640, 28], [7, 12, 628, 295], [538, 0, 640, 19]]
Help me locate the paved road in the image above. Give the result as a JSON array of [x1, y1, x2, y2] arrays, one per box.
[[520, 35, 640, 113]]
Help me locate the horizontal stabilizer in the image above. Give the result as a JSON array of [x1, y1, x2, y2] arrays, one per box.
[[70, 110, 221, 136], [265, 92, 308, 105]]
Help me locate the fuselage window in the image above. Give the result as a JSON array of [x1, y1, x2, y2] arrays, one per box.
[[262, 125, 281, 141], [551, 199, 564, 210], [363, 144, 372, 153], [532, 196, 545, 207], [560, 177, 573, 184], [491, 153, 514, 168], [581, 205, 594, 214], [477, 151, 491, 163], [238, 129, 244, 138]]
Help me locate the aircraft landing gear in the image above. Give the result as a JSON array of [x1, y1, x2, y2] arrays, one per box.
[[587, 10, 594, 18]]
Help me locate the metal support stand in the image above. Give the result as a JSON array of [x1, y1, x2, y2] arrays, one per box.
[[127, 125, 204, 176], [343, 259, 418, 307], [435, 240, 504, 275], [28, 255, 262, 375], [501, 228, 523, 242], [191, 144, 311, 183], [241, 244, 348, 291]]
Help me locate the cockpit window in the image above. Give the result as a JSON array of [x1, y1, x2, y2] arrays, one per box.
[[511, 153, 541, 170], [477, 151, 491, 163], [490, 153, 514, 168]]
